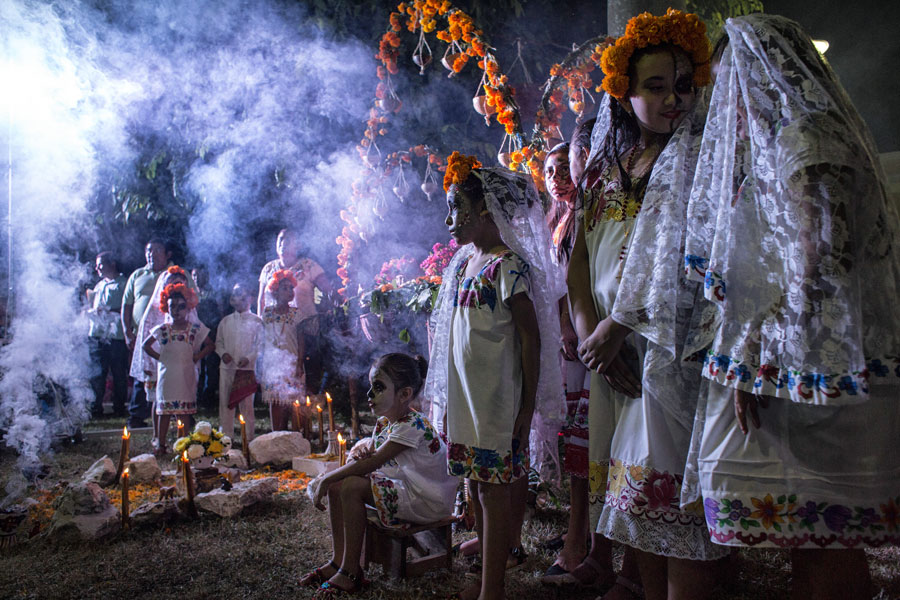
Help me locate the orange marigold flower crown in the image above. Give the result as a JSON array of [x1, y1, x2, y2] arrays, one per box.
[[600, 8, 711, 99], [443, 151, 483, 192], [267, 269, 299, 292], [159, 283, 198, 313], [166, 265, 187, 277]]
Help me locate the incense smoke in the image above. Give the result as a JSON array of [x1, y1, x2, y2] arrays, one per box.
[[0, 0, 460, 475]]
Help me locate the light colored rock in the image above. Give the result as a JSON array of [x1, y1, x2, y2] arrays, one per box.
[[46, 504, 120, 541], [126, 453, 161, 484], [47, 482, 119, 540], [82, 456, 117, 487], [52, 481, 110, 516], [129, 498, 181, 527], [292, 456, 339, 477], [248, 431, 310, 466], [194, 477, 279, 518], [218, 449, 248, 470]]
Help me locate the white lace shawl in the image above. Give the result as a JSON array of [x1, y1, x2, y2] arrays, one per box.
[[684, 14, 900, 404], [423, 168, 566, 482]]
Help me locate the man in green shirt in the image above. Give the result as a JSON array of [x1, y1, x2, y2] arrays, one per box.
[[88, 252, 128, 418], [121, 238, 172, 428]]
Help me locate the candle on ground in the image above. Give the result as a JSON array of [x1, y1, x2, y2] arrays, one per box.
[[182, 451, 197, 517], [121, 467, 130, 530], [177, 419, 185, 439], [326, 392, 335, 431], [239, 414, 250, 467], [292, 399, 302, 435], [317, 404, 324, 446], [115, 426, 130, 483], [338, 433, 346, 466]]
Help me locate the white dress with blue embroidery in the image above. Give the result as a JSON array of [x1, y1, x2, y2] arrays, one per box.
[[369, 410, 458, 527], [151, 322, 209, 415], [446, 249, 532, 484]]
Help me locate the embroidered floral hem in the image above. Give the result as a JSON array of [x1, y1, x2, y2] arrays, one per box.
[[604, 459, 706, 527], [371, 474, 407, 529], [563, 389, 590, 478], [703, 350, 900, 405], [447, 442, 528, 484], [588, 460, 609, 503], [703, 494, 900, 549], [155, 398, 197, 415]]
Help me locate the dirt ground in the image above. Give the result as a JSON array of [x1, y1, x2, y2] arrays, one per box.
[[1, 408, 897, 600]]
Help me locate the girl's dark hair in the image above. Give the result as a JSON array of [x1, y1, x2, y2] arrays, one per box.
[[373, 353, 429, 398], [457, 170, 485, 206]]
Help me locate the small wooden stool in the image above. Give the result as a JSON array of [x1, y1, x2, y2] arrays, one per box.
[[362, 509, 455, 579]]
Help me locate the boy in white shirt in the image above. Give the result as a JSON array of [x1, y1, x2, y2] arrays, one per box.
[[217, 284, 263, 441]]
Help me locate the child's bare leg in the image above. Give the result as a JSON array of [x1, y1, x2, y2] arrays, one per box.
[[555, 474, 589, 570], [632, 549, 667, 600], [471, 479, 484, 555], [790, 548, 872, 600], [509, 474, 528, 553], [478, 481, 512, 600], [326, 475, 373, 589], [157, 414, 170, 452], [667, 557, 718, 600]]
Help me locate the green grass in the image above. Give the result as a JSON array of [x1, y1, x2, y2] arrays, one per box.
[[1, 406, 898, 599]]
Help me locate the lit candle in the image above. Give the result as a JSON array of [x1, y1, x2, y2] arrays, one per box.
[[292, 399, 302, 435], [305, 396, 312, 439], [326, 392, 335, 431], [182, 450, 197, 517], [338, 433, 346, 466], [177, 419, 185, 439], [121, 467, 130, 530], [239, 414, 250, 467], [317, 404, 324, 446], [115, 426, 130, 483]]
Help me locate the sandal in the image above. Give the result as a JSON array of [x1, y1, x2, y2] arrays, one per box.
[[298, 560, 339, 587], [506, 546, 529, 572], [314, 568, 364, 597], [540, 530, 567, 551], [540, 562, 570, 584], [600, 575, 644, 600], [552, 555, 615, 590]]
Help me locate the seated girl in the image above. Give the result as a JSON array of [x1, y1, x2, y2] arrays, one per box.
[[301, 353, 458, 595]]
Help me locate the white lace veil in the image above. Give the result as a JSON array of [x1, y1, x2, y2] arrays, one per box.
[[423, 167, 566, 482], [129, 270, 202, 381], [684, 14, 900, 403]]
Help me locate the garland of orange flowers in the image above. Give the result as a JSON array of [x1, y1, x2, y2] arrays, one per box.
[[443, 151, 482, 192], [159, 283, 198, 313], [166, 265, 187, 278], [266, 269, 298, 292], [601, 8, 711, 99]]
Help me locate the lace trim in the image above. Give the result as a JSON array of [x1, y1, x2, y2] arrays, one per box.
[[596, 503, 730, 560]]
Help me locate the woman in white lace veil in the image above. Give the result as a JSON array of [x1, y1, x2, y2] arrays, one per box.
[[683, 14, 900, 598], [423, 165, 565, 482], [129, 266, 201, 445]]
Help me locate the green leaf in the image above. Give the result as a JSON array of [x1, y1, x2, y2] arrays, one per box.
[[398, 328, 410, 344], [777, 494, 786, 504]]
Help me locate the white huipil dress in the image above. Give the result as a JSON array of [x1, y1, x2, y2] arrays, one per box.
[[152, 322, 209, 415], [584, 164, 727, 560]]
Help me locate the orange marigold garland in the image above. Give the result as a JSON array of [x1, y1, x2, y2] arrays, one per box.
[[159, 283, 198, 313], [600, 8, 711, 99], [266, 269, 299, 292], [443, 151, 482, 192]]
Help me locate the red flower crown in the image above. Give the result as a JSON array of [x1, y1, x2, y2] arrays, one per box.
[[267, 269, 299, 292], [159, 283, 198, 313]]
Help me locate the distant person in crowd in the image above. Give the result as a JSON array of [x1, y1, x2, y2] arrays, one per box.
[[216, 284, 263, 442], [260, 269, 305, 431], [142, 283, 213, 456], [121, 238, 172, 429], [192, 266, 222, 410], [86, 251, 129, 418], [302, 353, 457, 595], [257, 228, 333, 396]]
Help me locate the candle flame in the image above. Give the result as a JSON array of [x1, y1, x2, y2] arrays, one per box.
[[177, 419, 183, 427], [182, 450, 189, 462], [337, 433, 344, 443], [123, 467, 130, 476], [326, 392, 333, 403], [317, 404, 323, 413], [306, 396, 311, 407], [239, 414, 246, 424], [293, 399, 300, 407], [123, 425, 129, 439]]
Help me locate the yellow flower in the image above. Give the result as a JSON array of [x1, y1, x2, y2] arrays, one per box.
[[194, 433, 210, 443], [208, 440, 225, 455], [173, 437, 189, 452]]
